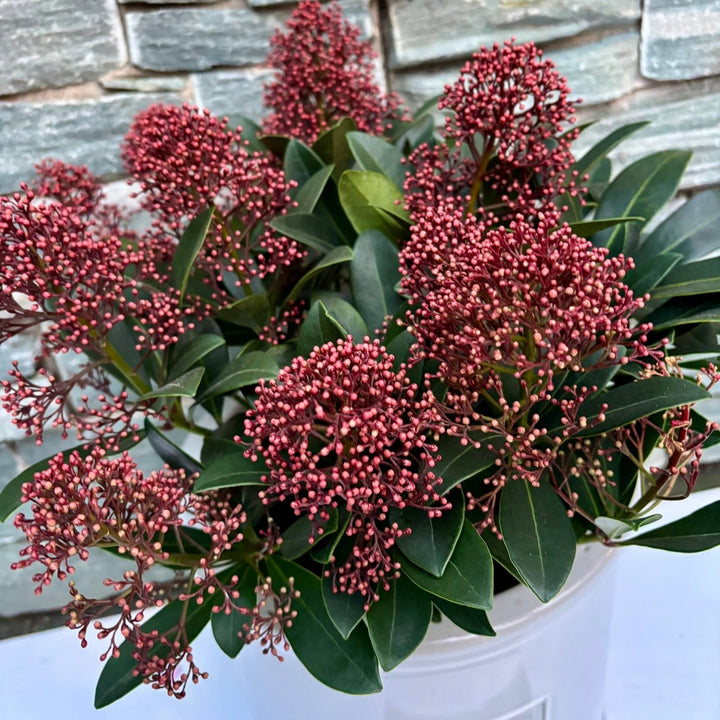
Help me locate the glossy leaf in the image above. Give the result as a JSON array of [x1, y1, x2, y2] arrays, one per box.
[[573, 121, 650, 177], [170, 207, 214, 305], [652, 257, 720, 299], [401, 520, 493, 610], [624, 252, 682, 297], [284, 139, 324, 184], [433, 597, 496, 636], [211, 566, 259, 657], [217, 295, 271, 331], [622, 501, 720, 552], [145, 420, 203, 474], [338, 170, 410, 238], [137, 367, 205, 401], [367, 573, 432, 671], [285, 246, 355, 304], [322, 574, 366, 640], [169, 334, 226, 379], [350, 230, 403, 333], [568, 217, 643, 239], [95, 596, 213, 708], [297, 299, 348, 356], [432, 433, 501, 495], [499, 479, 576, 602], [576, 376, 710, 437], [193, 452, 266, 492], [312, 292, 369, 339], [592, 150, 692, 252], [270, 213, 339, 252], [312, 118, 356, 181], [292, 164, 335, 214], [266, 556, 382, 694], [195, 351, 279, 402], [347, 131, 406, 188], [641, 188, 720, 262], [281, 508, 339, 560], [646, 295, 720, 330], [394, 488, 465, 577]]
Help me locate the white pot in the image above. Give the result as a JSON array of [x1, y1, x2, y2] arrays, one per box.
[[239, 543, 616, 720]]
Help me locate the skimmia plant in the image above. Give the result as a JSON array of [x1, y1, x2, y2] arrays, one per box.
[[2, 0, 720, 706]]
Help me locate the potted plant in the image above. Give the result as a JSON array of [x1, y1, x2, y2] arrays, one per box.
[[1, 2, 719, 718]]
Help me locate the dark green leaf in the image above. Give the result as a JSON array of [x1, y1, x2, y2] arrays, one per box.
[[281, 508, 339, 560], [350, 230, 403, 333], [593, 150, 692, 252], [217, 295, 271, 332], [641, 189, 720, 262], [312, 292, 369, 339], [284, 139, 324, 184], [499, 479, 576, 602], [285, 246, 355, 304], [266, 556, 382, 694], [401, 520, 493, 610], [193, 452, 266, 492], [95, 596, 213, 708], [170, 208, 214, 305], [137, 367, 205, 401], [367, 574, 432, 671], [433, 433, 501, 495], [321, 574, 366, 640], [646, 295, 720, 330], [394, 488, 465, 577], [297, 300, 348, 356], [270, 214, 339, 252], [312, 118, 356, 181], [573, 121, 650, 177], [568, 217, 643, 239], [433, 597, 496, 636], [624, 252, 682, 297], [622, 500, 720, 552], [347, 131, 406, 188], [169, 335, 226, 379], [292, 164, 335, 214], [195, 351, 279, 402], [576, 376, 710, 437], [211, 566, 258, 658], [652, 257, 720, 299], [145, 420, 202, 474]]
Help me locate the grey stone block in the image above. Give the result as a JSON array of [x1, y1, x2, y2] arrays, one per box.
[[575, 79, 720, 190], [192, 68, 274, 123], [100, 71, 188, 94], [386, 0, 641, 68], [0, 0, 125, 96], [0, 93, 181, 194], [126, 0, 374, 72], [641, 0, 720, 81], [392, 32, 640, 111], [125, 9, 284, 72]]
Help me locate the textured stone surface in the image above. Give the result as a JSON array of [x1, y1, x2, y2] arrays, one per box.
[[575, 80, 720, 190], [192, 68, 274, 122], [100, 70, 188, 94], [126, 1, 373, 72], [0, 93, 180, 194], [386, 0, 641, 68], [641, 0, 720, 81], [0, 0, 125, 96], [392, 32, 639, 110]]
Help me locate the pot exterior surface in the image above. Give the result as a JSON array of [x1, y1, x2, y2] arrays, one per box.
[[239, 544, 617, 720]]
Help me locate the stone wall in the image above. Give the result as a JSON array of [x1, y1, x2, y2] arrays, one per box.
[[1, 0, 719, 627]]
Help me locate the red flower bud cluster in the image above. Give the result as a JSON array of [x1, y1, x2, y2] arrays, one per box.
[[122, 102, 304, 291], [244, 337, 447, 606], [405, 40, 581, 221], [262, 1, 406, 144]]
